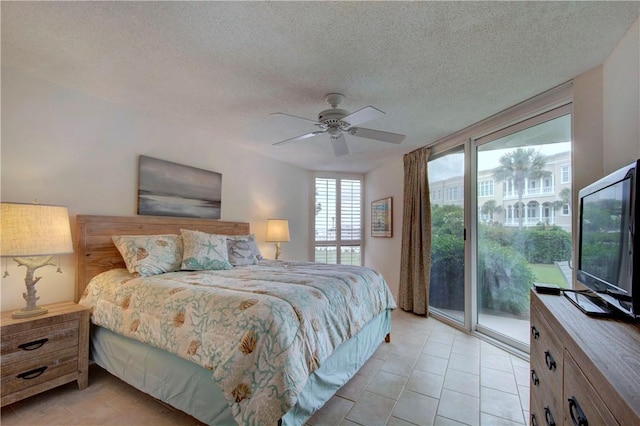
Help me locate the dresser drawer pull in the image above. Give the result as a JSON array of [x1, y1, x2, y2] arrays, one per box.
[[531, 413, 539, 426], [531, 369, 540, 386], [531, 326, 540, 340], [17, 366, 48, 380], [17, 338, 49, 351], [544, 406, 556, 426], [568, 396, 589, 426], [544, 350, 556, 371]]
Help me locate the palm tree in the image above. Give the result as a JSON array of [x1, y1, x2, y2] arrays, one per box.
[[493, 148, 551, 229], [548, 187, 570, 218], [559, 187, 571, 207], [480, 200, 503, 223]]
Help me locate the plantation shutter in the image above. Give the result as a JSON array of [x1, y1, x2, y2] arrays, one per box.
[[314, 176, 362, 265]]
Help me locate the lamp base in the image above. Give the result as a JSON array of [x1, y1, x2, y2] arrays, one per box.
[[12, 306, 48, 319]]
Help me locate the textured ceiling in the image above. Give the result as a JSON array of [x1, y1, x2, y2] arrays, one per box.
[[2, 1, 638, 173]]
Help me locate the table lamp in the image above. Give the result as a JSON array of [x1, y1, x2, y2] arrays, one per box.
[[1, 202, 73, 318], [265, 219, 290, 260]]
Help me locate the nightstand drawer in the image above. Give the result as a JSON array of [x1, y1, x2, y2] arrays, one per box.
[[1, 302, 90, 407], [1, 320, 79, 364], [1, 346, 78, 397]]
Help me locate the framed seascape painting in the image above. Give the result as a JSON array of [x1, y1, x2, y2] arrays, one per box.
[[371, 197, 392, 237], [138, 155, 222, 219]]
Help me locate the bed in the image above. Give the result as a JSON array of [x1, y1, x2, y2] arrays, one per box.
[[75, 215, 395, 426]]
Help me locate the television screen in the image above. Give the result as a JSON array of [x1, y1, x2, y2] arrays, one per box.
[[579, 177, 632, 296]]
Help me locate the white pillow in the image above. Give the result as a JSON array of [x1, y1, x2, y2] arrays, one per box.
[[180, 229, 232, 271], [112, 234, 183, 277], [227, 237, 258, 266]]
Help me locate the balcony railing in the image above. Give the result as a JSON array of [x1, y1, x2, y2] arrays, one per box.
[[504, 217, 555, 226], [504, 185, 555, 199]]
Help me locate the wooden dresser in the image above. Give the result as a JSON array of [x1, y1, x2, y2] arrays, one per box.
[[1, 302, 90, 407], [530, 290, 640, 425]]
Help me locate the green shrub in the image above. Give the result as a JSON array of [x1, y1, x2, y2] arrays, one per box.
[[430, 233, 464, 311], [518, 227, 571, 264], [478, 240, 535, 315]]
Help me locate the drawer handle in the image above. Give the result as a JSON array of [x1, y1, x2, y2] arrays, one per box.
[[18, 338, 49, 351], [544, 350, 556, 371], [544, 406, 556, 426], [531, 413, 539, 426], [531, 326, 540, 340], [531, 369, 540, 386], [568, 396, 589, 426], [17, 366, 48, 380]]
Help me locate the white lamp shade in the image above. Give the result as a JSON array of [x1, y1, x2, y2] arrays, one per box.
[[1, 202, 74, 256], [265, 219, 290, 242]]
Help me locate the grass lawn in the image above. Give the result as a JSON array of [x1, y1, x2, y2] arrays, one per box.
[[529, 263, 567, 288]]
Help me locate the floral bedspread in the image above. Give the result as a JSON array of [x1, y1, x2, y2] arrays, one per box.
[[79, 260, 396, 426]]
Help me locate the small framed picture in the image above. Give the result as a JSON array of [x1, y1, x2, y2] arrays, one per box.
[[371, 197, 393, 237]]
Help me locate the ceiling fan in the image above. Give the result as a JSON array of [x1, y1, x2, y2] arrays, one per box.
[[271, 93, 405, 156]]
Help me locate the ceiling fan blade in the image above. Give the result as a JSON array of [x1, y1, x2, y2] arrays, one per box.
[[273, 130, 325, 146], [349, 127, 406, 144], [331, 134, 349, 156], [341, 106, 385, 126], [269, 112, 319, 124]]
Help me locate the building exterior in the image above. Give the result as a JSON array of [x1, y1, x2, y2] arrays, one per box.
[[430, 151, 572, 231]]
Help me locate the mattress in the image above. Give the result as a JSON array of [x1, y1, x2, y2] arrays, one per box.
[[90, 308, 391, 426], [80, 260, 396, 425]]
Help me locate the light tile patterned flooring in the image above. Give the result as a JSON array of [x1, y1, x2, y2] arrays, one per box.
[[1, 309, 530, 426]]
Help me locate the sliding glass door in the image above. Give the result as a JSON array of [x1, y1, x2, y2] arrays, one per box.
[[475, 108, 572, 348], [428, 145, 466, 325], [425, 99, 573, 352]]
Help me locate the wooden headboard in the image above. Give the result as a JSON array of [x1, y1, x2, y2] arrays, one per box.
[[75, 215, 250, 302]]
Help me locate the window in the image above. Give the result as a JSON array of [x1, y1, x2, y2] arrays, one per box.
[[561, 165, 570, 184], [314, 175, 362, 265], [562, 204, 570, 216], [478, 179, 494, 197], [431, 189, 442, 202], [447, 186, 461, 201], [527, 201, 539, 220]]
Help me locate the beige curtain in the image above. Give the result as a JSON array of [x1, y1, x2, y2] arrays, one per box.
[[398, 147, 431, 315]]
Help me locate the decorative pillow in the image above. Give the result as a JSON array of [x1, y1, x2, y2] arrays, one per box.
[[180, 229, 232, 271], [112, 234, 183, 277], [228, 234, 263, 260], [227, 238, 258, 266]]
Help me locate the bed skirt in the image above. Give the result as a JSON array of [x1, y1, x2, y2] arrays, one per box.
[[90, 308, 392, 426]]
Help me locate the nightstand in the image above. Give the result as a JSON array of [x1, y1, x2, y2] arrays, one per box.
[[1, 302, 90, 407]]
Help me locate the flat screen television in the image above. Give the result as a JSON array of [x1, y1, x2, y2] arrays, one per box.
[[573, 159, 639, 319]]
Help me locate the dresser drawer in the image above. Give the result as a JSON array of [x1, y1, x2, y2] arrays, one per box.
[[530, 354, 563, 422], [564, 351, 618, 426], [1, 346, 78, 397], [530, 389, 561, 426], [530, 304, 563, 395], [1, 320, 79, 365]]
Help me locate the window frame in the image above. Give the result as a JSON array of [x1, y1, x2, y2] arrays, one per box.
[[561, 165, 571, 184], [311, 172, 364, 265]]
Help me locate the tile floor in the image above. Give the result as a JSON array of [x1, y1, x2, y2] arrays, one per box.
[[1, 309, 530, 426]]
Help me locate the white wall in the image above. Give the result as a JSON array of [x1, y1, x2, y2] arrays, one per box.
[[603, 18, 640, 173], [1, 67, 311, 311], [364, 157, 404, 298], [365, 18, 640, 302], [572, 65, 604, 209]]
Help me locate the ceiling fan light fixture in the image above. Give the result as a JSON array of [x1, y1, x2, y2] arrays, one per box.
[[270, 94, 405, 156], [325, 93, 345, 108]]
